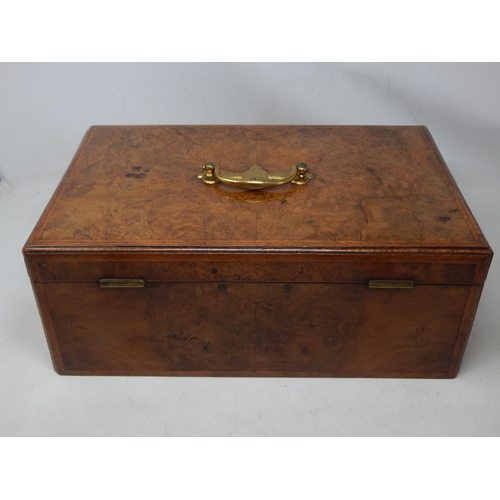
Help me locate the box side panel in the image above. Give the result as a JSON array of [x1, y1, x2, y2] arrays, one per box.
[[30, 282, 66, 374], [446, 285, 485, 377], [41, 282, 472, 378]]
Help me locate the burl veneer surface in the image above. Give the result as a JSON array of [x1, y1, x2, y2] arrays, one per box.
[[46, 282, 469, 377], [29, 126, 487, 250]]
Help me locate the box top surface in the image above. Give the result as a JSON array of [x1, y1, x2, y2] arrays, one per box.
[[25, 125, 490, 255]]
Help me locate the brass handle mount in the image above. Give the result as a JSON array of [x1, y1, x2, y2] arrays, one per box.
[[197, 162, 314, 190]]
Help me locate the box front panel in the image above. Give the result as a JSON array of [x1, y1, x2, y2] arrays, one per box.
[[42, 282, 472, 377]]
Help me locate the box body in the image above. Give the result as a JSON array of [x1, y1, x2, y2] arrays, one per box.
[[23, 126, 493, 377]]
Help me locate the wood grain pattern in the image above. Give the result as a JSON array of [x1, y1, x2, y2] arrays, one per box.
[[43, 282, 471, 377], [32, 257, 481, 285], [25, 126, 489, 251], [22, 125, 493, 378]]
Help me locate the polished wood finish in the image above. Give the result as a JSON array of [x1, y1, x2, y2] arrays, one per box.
[[23, 126, 493, 378], [45, 282, 469, 377], [28, 255, 486, 285], [26, 126, 487, 250]]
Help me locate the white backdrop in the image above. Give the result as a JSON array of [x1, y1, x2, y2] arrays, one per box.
[[2, 63, 500, 186], [1, 62, 499, 437]]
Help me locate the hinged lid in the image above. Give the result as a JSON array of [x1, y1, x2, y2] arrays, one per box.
[[24, 126, 492, 283]]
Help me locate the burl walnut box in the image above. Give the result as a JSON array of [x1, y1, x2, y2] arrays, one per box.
[[23, 126, 493, 378]]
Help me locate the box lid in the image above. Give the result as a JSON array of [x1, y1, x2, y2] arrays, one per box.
[[25, 125, 491, 256]]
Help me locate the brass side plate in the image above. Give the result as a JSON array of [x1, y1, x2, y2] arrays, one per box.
[[368, 280, 414, 289], [99, 279, 145, 288]]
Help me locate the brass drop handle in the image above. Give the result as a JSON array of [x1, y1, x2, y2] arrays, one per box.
[[197, 162, 314, 190]]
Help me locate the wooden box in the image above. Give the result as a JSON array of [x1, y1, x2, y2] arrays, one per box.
[[23, 126, 493, 378]]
